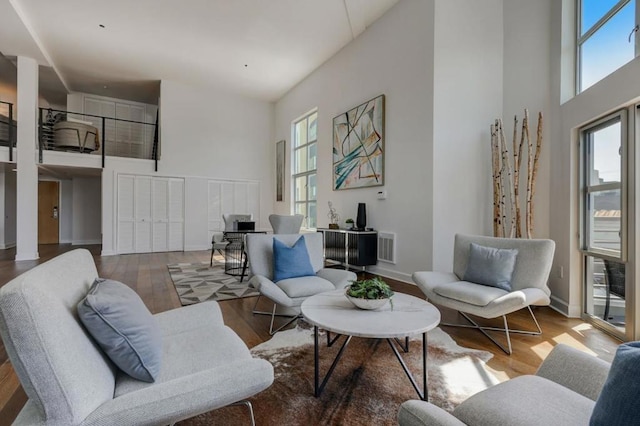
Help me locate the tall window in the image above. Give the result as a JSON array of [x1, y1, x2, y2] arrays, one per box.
[[577, 0, 638, 92], [293, 111, 317, 228], [580, 110, 627, 335]]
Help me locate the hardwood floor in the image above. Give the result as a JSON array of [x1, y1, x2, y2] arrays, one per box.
[[0, 245, 621, 425]]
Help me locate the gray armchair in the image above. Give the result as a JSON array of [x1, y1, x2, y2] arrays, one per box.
[[398, 344, 610, 426], [269, 214, 304, 234], [413, 234, 555, 354], [245, 233, 357, 334], [0, 249, 274, 425]]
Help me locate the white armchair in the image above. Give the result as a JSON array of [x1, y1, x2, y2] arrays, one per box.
[[245, 233, 357, 334], [413, 234, 555, 354]]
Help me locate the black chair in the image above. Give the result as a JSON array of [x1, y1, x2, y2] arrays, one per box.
[[603, 259, 625, 324]]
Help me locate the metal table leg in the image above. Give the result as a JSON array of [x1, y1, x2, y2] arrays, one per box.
[[387, 333, 427, 400], [313, 326, 352, 397]]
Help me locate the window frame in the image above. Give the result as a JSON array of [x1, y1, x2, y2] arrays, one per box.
[[576, 0, 638, 94], [292, 110, 318, 230], [579, 109, 628, 261]]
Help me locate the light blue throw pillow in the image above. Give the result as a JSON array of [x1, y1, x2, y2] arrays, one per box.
[[590, 341, 640, 426], [273, 236, 315, 282], [77, 278, 162, 382], [462, 243, 518, 291]]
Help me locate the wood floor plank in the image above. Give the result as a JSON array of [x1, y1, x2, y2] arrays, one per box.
[[0, 244, 621, 424]]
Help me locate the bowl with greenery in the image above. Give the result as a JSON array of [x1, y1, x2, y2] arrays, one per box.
[[345, 277, 394, 310]]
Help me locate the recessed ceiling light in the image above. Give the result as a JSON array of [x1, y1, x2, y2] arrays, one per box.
[[99, 24, 105, 28], [103, 85, 108, 89]]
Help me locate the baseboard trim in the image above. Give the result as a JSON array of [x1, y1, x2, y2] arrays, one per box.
[[550, 295, 581, 318], [184, 245, 210, 251], [15, 252, 39, 261], [72, 239, 102, 246], [0, 242, 16, 249], [367, 266, 413, 284], [101, 250, 116, 256]]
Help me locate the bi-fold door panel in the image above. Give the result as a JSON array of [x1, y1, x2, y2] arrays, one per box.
[[117, 174, 184, 254]]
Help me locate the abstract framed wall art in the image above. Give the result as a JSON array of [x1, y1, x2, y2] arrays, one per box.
[[333, 94, 385, 190], [276, 140, 285, 201]]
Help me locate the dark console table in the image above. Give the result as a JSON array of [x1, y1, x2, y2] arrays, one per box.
[[318, 228, 378, 271]]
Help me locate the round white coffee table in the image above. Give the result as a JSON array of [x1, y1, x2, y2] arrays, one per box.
[[300, 289, 441, 400]]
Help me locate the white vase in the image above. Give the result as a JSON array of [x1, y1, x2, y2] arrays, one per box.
[[346, 295, 390, 310]]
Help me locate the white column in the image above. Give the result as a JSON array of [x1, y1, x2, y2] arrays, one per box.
[[15, 56, 39, 261]]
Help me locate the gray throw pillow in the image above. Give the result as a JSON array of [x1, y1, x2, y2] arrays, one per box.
[[462, 243, 518, 291], [77, 278, 162, 382]]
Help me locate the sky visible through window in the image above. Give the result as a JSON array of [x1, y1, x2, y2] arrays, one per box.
[[581, 0, 636, 91]]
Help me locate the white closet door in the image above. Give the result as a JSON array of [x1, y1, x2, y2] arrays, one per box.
[[168, 179, 184, 251], [117, 175, 135, 253], [152, 178, 169, 252], [135, 176, 152, 253]]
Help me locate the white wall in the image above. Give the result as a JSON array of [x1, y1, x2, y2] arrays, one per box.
[[160, 81, 274, 226], [4, 167, 15, 247], [59, 179, 72, 243], [72, 177, 101, 244], [431, 0, 504, 271], [502, 0, 552, 244], [275, 0, 436, 282], [100, 81, 275, 255]]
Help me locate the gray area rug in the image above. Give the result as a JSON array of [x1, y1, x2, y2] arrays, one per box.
[[167, 260, 259, 305]]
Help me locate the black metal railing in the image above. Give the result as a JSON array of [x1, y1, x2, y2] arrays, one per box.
[[38, 108, 159, 170], [0, 101, 16, 161]]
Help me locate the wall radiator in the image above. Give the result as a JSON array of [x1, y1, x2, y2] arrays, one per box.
[[377, 232, 396, 263]]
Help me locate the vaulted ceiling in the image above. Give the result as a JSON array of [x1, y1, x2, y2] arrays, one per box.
[[0, 0, 399, 104]]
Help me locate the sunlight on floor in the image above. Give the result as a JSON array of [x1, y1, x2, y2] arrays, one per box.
[[552, 332, 597, 356], [530, 341, 555, 360], [571, 322, 592, 336], [441, 356, 501, 397]]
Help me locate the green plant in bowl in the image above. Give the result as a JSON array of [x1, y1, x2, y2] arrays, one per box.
[[345, 277, 394, 310]]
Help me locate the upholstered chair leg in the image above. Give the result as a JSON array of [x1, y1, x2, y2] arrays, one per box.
[[230, 400, 256, 426]]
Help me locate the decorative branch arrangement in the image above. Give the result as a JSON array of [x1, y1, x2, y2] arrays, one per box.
[[490, 109, 543, 239]]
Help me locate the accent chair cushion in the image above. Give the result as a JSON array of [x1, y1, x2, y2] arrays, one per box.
[[463, 243, 518, 291], [273, 236, 315, 282], [433, 281, 508, 307], [590, 341, 640, 426], [77, 278, 162, 382]]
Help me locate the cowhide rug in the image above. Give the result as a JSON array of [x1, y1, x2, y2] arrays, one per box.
[[181, 323, 499, 425]]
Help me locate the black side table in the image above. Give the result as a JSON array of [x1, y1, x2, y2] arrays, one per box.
[[223, 230, 266, 280]]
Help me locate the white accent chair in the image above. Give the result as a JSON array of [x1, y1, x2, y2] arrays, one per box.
[[398, 344, 610, 426], [269, 214, 304, 234], [245, 233, 357, 335], [412, 234, 555, 354], [0, 249, 274, 425]]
